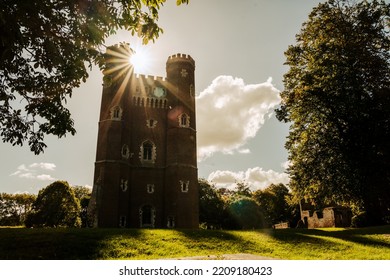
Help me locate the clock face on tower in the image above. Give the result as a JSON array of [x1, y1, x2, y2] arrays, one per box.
[[153, 86, 166, 98]]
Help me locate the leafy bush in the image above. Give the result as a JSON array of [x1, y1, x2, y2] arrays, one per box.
[[25, 181, 81, 227]]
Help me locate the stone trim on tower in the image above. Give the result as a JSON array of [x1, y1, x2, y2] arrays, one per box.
[[178, 113, 190, 128], [110, 106, 122, 120]]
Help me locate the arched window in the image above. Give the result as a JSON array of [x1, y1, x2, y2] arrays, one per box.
[[139, 205, 155, 228], [120, 179, 128, 192], [140, 140, 156, 163], [143, 142, 153, 160], [179, 113, 190, 127], [110, 106, 122, 120], [180, 180, 189, 193], [121, 144, 130, 159], [146, 184, 155, 194], [146, 119, 157, 128]]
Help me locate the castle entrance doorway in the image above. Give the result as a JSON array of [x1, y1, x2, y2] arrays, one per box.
[[139, 205, 155, 228]]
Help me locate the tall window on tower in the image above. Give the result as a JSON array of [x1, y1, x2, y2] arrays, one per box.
[[179, 113, 190, 128], [140, 140, 156, 163], [110, 106, 122, 120], [143, 142, 152, 160]]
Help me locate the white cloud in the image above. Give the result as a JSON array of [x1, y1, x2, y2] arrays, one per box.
[[208, 167, 289, 191], [238, 149, 251, 154], [29, 162, 56, 171], [36, 174, 56, 181], [19, 172, 36, 180], [10, 170, 22, 176], [196, 76, 280, 161], [9, 162, 56, 181], [17, 164, 29, 171], [10, 164, 29, 176]]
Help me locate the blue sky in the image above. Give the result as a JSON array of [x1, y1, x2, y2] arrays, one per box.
[[0, 0, 325, 194]]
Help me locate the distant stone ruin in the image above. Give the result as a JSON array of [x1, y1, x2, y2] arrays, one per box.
[[301, 206, 352, 229]]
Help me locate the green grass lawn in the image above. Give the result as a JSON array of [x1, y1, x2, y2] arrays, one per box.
[[0, 226, 389, 260]]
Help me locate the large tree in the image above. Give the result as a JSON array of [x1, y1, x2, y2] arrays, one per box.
[[0, 0, 188, 154], [276, 0, 390, 225], [25, 181, 81, 227]]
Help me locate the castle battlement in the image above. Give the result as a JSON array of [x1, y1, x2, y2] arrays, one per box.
[[167, 53, 195, 67], [135, 74, 166, 82]]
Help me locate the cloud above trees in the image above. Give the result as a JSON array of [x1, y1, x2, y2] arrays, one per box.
[[196, 76, 280, 161], [208, 167, 289, 191], [10, 163, 56, 181]]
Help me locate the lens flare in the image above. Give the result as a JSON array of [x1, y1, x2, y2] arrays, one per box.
[[129, 48, 151, 74]]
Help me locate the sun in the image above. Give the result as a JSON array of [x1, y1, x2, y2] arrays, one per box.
[[129, 47, 151, 74]]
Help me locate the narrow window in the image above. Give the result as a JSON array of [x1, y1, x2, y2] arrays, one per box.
[[119, 216, 126, 227], [121, 144, 130, 159], [143, 143, 153, 160], [120, 179, 128, 192], [140, 140, 156, 163], [146, 119, 157, 128], [179, 113, 190, 127], [110, 106, 122, 120], [147, 184, 155, 194], [114, 110, 119, 118], [167, 216, 175, 228], [180, 180, 189, 193]]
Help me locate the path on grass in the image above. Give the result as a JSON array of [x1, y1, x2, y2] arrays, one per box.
[[168, 253, 278, 260]]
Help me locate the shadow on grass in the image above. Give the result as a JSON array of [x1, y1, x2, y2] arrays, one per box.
[[268, 225, 390, 249], [0, 227, 144, 260], [1, 226, 389, 260]]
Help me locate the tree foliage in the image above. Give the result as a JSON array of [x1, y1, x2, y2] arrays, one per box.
[[0, 0, 188, 154], [0, 193, 36, 226], [198, 179, 298, 229], [276, 0, 390, 225], [72, 185, 92, 227], [198, 179, 225, 229], [26, 181, 81, 227], [253, 183, 299, 227], [226, 196, 265, 229]]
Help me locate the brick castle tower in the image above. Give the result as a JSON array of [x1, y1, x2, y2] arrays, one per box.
[[89, 44, 198, 228]]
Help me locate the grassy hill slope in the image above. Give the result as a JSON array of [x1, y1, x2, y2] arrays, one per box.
[[0, 226, 389, 260]]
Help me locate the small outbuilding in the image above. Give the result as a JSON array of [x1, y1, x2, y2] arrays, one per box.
[[300, 206, 352, 228]]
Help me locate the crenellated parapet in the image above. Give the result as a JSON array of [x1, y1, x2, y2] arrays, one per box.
[[166, 53, 195, 68], [135, 74, 166, 82]]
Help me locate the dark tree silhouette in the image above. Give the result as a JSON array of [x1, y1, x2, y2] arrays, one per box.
[[276, 0, 390, 225], [0, 0, 188, 154]]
